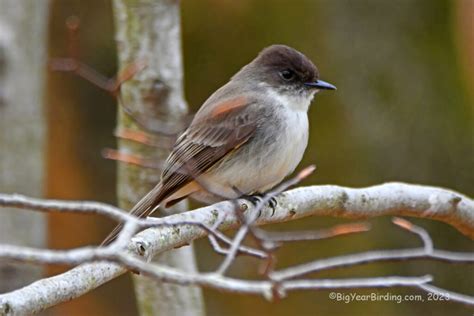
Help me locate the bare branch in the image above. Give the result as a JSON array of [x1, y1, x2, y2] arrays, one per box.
[[114, 128, 174, 148], [101, 148, 163, 169], [418, 283, 474, 306], [254, 222, 371, 243], [0, 182, 472, 314], [0, 193, 127, 221], [271, 216, 474, 282], [392, 217, 433, 252], [215, 165, 317, 275], [206, 213, 267, 259]]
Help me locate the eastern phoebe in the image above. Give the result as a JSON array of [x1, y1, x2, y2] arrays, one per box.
[[103, 44, 336, 245]]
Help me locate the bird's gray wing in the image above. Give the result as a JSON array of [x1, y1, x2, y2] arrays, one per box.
[[159, 95, 258, 203], [101, 96, 258, 245]]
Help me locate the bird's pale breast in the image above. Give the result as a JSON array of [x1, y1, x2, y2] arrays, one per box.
[[194, 105, 309, 201]]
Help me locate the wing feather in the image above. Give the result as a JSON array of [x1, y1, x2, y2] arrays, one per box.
[[101, 96, 258, 245], [159, 97, 257, 199]]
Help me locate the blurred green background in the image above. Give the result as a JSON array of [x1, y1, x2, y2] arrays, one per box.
[[46, 0, 473, 315]]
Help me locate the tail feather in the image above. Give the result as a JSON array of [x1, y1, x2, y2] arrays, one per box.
[[101, 183, 164, 246]]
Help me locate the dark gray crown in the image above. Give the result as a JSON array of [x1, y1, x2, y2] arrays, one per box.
[[255, 44, 319, 83]]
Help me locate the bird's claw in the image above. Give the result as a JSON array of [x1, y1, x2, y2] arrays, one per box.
[[268, 197, 278, 210], [241, 194, 264, 206], [241, 193, 278, 210]]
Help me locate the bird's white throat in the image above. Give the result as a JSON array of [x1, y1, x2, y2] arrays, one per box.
[[265, 86, 316, 112]]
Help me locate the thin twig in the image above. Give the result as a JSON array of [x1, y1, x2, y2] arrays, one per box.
[[270, 217, 474, 282], [101, 148, 162, 169], [114, 128, 174, 148]]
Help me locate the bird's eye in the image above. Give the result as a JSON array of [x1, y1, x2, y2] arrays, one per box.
[[280, 69, 295, 81]]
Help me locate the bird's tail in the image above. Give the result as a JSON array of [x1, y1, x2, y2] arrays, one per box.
[[101, 182, 164, 246]]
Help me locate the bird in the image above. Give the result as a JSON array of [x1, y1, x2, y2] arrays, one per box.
[[102, 44, 336, 245]]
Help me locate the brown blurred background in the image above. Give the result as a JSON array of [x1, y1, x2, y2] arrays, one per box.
[[45, 0, 473, 315]]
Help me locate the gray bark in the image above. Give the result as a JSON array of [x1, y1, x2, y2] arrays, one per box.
[[112, 0, 205, 315], [0, 0, 49, 292]]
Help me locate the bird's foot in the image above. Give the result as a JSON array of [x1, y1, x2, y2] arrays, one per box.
[[240, 193, 263, 206], [267, 196, 278, 209], [241, 193, 278, 210]]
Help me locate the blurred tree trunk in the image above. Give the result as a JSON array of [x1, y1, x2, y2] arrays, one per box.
[[113, 1, 205, 315], [0, 0, 50, 292]]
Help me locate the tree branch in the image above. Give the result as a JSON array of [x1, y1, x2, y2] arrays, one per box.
[[3, 182, 471, 239], [0, 182, 472, 315]]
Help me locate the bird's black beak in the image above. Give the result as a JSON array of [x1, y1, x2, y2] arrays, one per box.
[[304, 79, 337, 90]]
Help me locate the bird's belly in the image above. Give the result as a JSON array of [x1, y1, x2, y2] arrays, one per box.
[[197, 110, 309, 200]]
